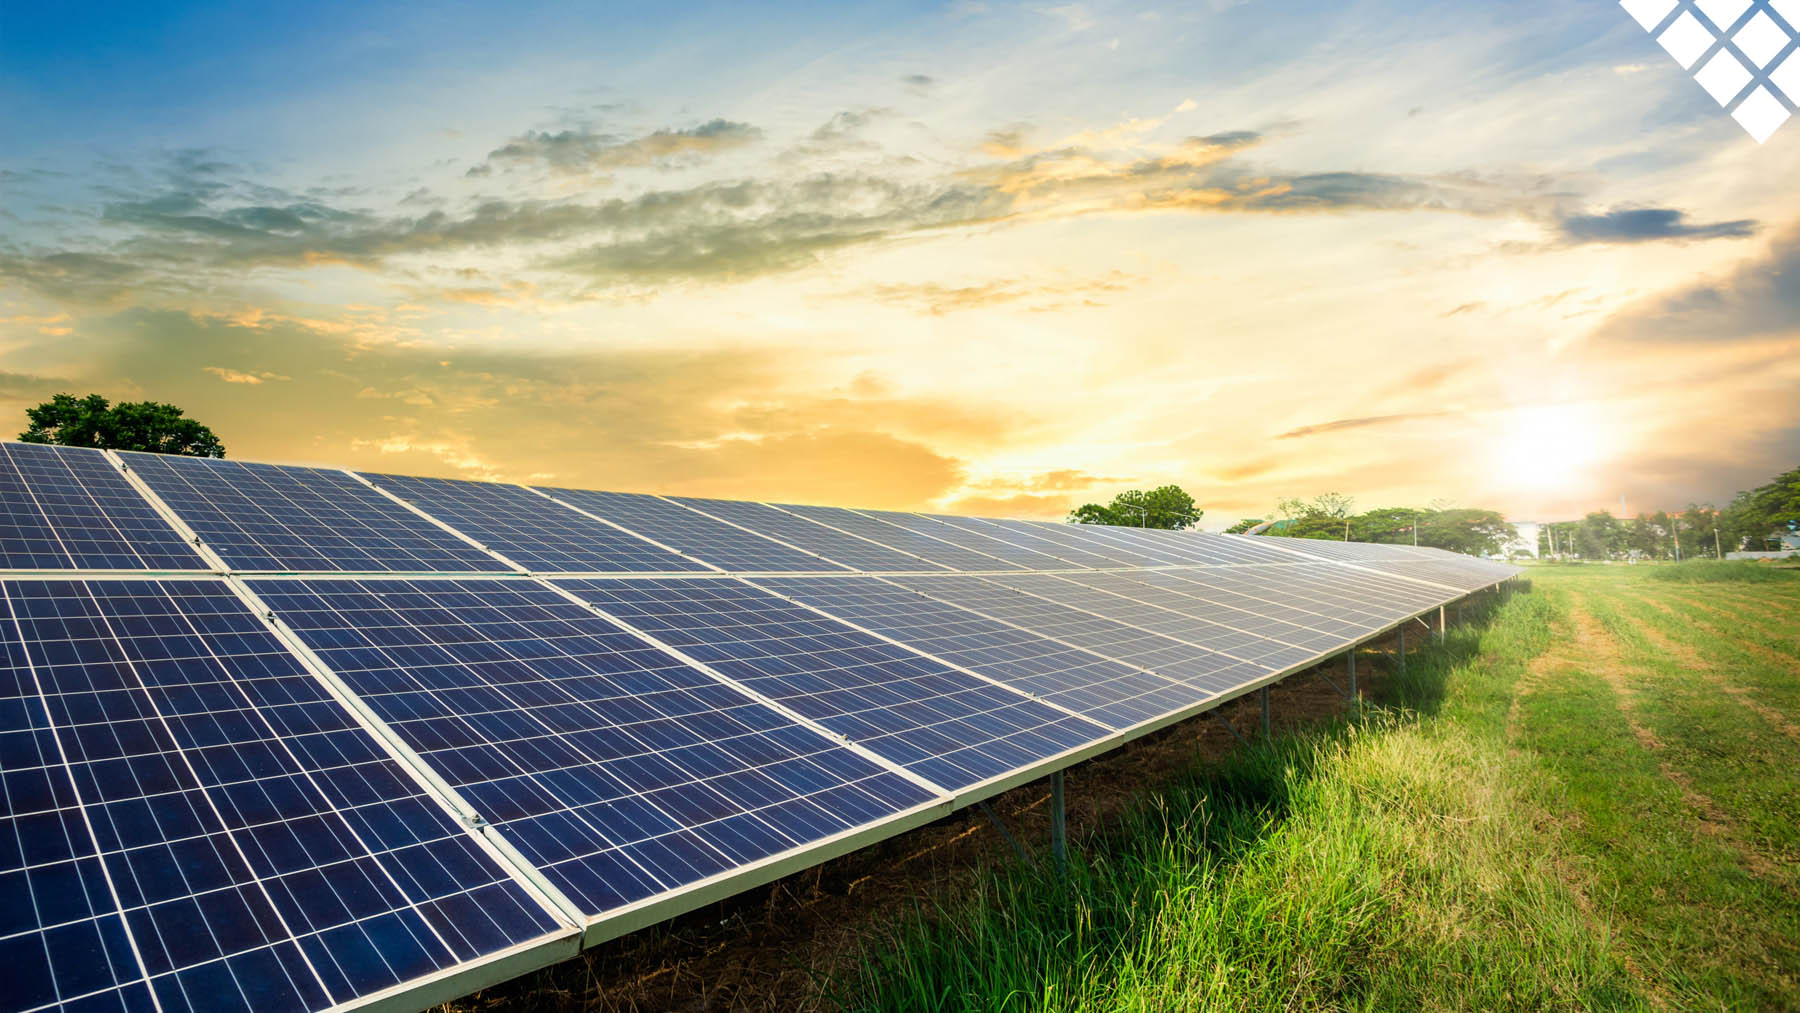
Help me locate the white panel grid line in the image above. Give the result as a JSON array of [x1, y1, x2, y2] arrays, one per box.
[[343, 473, 530, 575], [751, 502, 946, 571], [1113, 567, 1432, 637], [224, 578, 589, 930], [650, 497, 868, 572], [531, 580, 953, 799], [827, 508, 1039, 571], [928, 515, 1133, 568], [1067, 570, 1359, 642], [734, 577, 1114, 734], [896, 515, 1094, 569], [526, 488, 723, 574], [748, 577, 1206, 730], [250, 581, 912, 918]]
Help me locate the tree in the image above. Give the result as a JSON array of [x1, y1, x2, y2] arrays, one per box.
[[20, 393, 225, 457], [1223, 517, 1264, 535], [1068, 485, 1202, 529], [1719, 465, 1800, 551], [1415, 508, 1515, 556]]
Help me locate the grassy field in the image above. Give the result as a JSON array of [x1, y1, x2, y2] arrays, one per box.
[[837, 564, 1800, 1011]]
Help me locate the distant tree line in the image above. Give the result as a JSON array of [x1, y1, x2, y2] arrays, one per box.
[[1071, 486, 1516, 557], [1541, 465, 1799, 560], [1238, 492, 1516, 557]]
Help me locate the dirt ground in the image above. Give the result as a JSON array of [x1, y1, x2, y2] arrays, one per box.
[[444, 629, 1421, 1013]]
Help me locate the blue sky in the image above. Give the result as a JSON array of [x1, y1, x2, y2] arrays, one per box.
[[3, 0, 1797, 524]]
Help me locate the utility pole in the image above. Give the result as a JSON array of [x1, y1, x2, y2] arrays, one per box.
[[1714, 525, 1723, 560]]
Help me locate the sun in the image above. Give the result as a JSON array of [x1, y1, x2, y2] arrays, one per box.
[[1493, 403, 1610, 493]]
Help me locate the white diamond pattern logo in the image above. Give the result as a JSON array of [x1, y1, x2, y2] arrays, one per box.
[[1622, 0, 1800, 142]]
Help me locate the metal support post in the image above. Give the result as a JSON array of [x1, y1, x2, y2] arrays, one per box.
[[1259, 686, 1271, 739], [977, 801, 1033, 864], [1396, 625, 1406, 672], [1347, 649, 1358, 700], [1050, 770, 1067, 877], [1214, 710, 1251, 745], [1437, 605, 1447, 644]]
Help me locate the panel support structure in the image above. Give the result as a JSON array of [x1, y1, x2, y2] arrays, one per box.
[[1348, 649, 1358, 700], [1050, 770, 1068, 877], [1259, 687, 1271, 739]]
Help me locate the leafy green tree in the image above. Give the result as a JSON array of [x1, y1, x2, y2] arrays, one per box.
[[1223, 517, 1264, 535], [1415, 508, 1515, 556], [19, 393, 226, 457], [1575, 511, 1621, 560], [1349, 506, 1427, 544], [1068, 485, 1202, 529], [1719, 466, 1800, 551]]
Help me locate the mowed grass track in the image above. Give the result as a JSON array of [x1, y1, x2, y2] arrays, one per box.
[[839, 566, 1800, 1011]]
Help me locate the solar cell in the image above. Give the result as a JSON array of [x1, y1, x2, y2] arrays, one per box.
[[0, 443, 205, 571], [775, 505, 1028, 572], [1180, 532, 1312, 565], [925, 515, 1129, 568], [998, 520, 1170, 566], [251, 577, 937, 924], [751, 575, 1203, 730], [844, 512, 1079, 570], [1044, 523, 1207, 565], [667, 498, 944, 572], [1343, 557, 1518, 593], [1249, 536, 1434, 562], [121, 453, 510, 573], [539, 488, 849, 573], [987, 572, 1322, 671], [885, 574, 1270, 696], [551, 577, 1107, 791], [0, 578, 567, 1013], [362, 475, 709, 574]]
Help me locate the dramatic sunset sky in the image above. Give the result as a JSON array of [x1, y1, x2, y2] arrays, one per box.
[[3, 0, 1797, 526]]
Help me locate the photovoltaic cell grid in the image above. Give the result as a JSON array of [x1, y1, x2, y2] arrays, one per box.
[[0, 579, 563, 1013], [362, 474, 708, 574], [539, 488, 848, 574], [121, 453, 509, 574], [0, 444, 205, 572], [1001, 520, 1172, 567], [752, 576, 1204, 730], [852, 512, 1081, 570], [252, 578, 936, 918], [777, 504, 1029, 572], [886, 574, 1272, 696], [668, 497, 943, 573], [924, 515, 1128, 568], [1340, 558, 1519, 593], [552, 577, 1107, 791]]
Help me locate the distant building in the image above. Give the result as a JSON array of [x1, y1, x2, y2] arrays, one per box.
[[1506, 521, 1540, 558]]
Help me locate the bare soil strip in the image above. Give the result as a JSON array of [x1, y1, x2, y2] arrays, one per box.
[[1624, 598, 1800, 750], [1565, 595, 1790, 886]]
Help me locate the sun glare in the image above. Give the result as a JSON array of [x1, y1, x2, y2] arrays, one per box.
[[1494, 403, 1609, 493]]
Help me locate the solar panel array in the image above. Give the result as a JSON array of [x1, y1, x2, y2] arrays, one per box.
[[0, 441, 1520, 1012]]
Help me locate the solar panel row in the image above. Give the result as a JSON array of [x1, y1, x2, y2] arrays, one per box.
[[0, 442, 1520, 1012]]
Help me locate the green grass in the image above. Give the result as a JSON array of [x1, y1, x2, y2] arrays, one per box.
[[838, 569, 1800, 1011], [1646, 559, 1800, 584]]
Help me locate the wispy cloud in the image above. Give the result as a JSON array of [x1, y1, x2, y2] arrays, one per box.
[[473, 118, 762, 177], [1276, 411, 1455, 440], [1557, 207, 1758, 245]]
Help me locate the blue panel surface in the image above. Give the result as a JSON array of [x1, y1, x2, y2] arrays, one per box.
[[888, 574, 1271, 695], [775, 505, 1028, 572], [540, 488, 848, 573], [362, 475, 708, 574], [1326, 557, 1515, 593], [121, 453, 509, 573], [0, 443, 204, 571], [925, 515, 1128, 569], [552, 578, 1106, 791], [0, 579, 562, 1013], [252, 578, 935, 918], [847, 512, 1079, 570], [994, 520, 1170, 567], [668, 498, 943, 573], [990, 572, 1324, 670], [753, 576, 1203, 730]]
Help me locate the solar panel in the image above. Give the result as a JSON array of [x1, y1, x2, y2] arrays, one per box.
[[858, 511, 1082, 569], [751, 575, 1204, 730], [0, 578, 569, 1013], [120, 453, 510, 574], [1180, 532, 1312, 565], [1058, 569, 1346, 649], [551, 577, 1107, 791], [667, 498, 944, 572], [1249, 535, 1431, 562], [1045, 523, 1207, 565], [998, 520, 1170, 567], [538, 488, 849, 573], [925, 515, 1130, 568], [775, 504, 1029, 571], [985, 572, 1323, 671], [251, 577, 938, 923], [1343, 557, 1519, 593], [362, 475, 709, 574], [1152, 564, 1453, 631], [886, 574, 1271, 696], [0, 443, 205, 571]]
